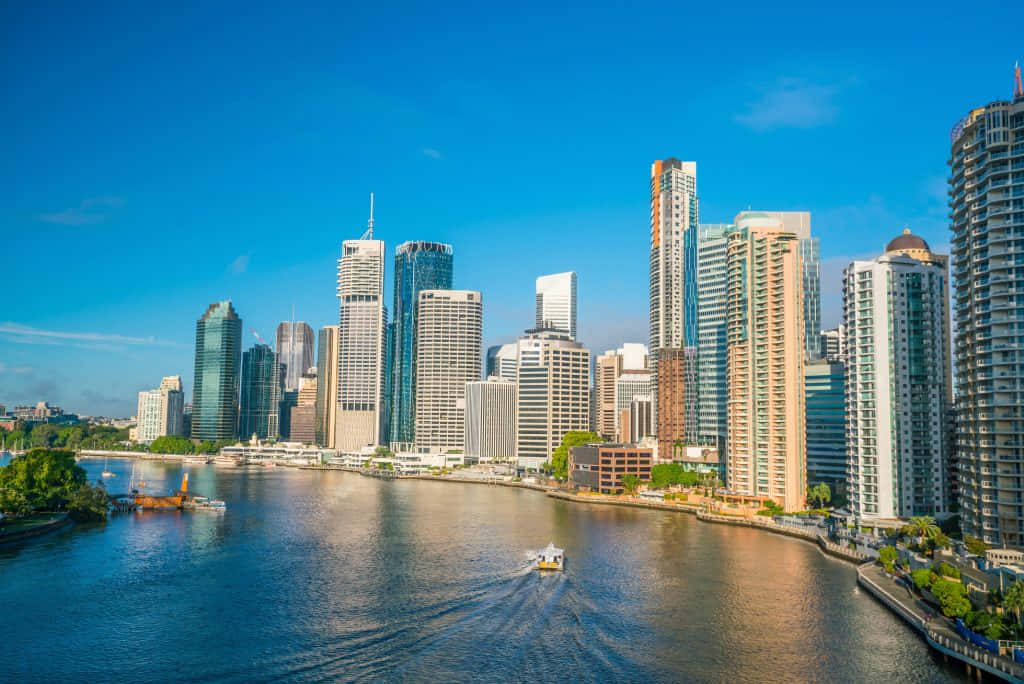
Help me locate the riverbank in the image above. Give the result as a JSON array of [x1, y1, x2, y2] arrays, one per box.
[[0, 513, 72, 546]]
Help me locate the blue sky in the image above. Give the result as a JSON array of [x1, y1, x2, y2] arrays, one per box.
[[2, 0, 1020, 416]]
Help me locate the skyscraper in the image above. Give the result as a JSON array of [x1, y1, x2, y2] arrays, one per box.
[[515, 330, 590, 469], [315, 325, 339, 447], [726, 213, 806, 512], [951, 74, 1024, 546], [845, 231, 953, 520], [136, 375, 185, 443], [486, 343, 518, 381], [289, 373, 318, 444], [191, 300, 242, 441], [335, 222, 386, 451], [820, 325, 846, 364], [535, 271, 577, 339], [805, 360, 847, 493], [414, 290, 482, 450], [594, 344, 647, 441], [276, 321, 314, 392], [616, 370, 651, 442], [649, 158, 698, 434], [239, 343, 284, 440], [696, 223, 736, 450], [389, 241, 454, 444], [464, 377, 517, 463]]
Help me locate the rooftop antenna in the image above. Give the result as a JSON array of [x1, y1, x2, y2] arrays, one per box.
[[1015, 61, 1023, 100], [361, 192, 375, 240]]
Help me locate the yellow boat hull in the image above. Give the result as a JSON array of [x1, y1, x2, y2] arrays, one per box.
[[537, 561, 563, 571]]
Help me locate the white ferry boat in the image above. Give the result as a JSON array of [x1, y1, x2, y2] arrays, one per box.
[[537, 543, 564, 571]]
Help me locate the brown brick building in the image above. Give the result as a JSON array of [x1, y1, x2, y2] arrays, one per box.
[[657, 348, 689, 461], [569, 444, 653, 494]]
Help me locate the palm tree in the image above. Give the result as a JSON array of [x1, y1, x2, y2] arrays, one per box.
[[903, 516, 940, 549], [672, 440, 684, 460], [1004, 582, 1024, 625]]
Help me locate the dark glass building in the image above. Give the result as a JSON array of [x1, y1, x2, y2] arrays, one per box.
[[191, 300, 242, 441], [388, 241, 453, 444], [239, 343, 284, 440]]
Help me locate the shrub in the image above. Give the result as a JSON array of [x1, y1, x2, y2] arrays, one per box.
[[935, 561, 961, 580], [67, 482, 108, 522], [911, 568, 937, 591], [879, 546, 898, 573]]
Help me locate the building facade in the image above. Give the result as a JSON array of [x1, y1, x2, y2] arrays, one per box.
[[696, 224, 735, 450], [804, 360, 846, 493], [844, 232, 952, 520], [515, 330, 590, 469], [649, 158, 698, 430], [535, 271, 577, 339], [335, 238, 387, 451], [414, 290, 482, 450], [136, 375, 185, 443], [486, 343, 518, 381], [594, 343, 647, 441], [951, 80, 1024, 545], [276, 321, 314, 393], [389, 241, 454, 444], [569, 444, 653, 494], [191, 300, 242, 441], [239, 343, 283, 441], [315, 325, 339, 447], [616, 371, 651, 442], [657, 348, 689, 462], [725, 213, 806, 512], [464, 377, 517, 463], [289, 373, 318, 444], [820, 325, 847, 364]]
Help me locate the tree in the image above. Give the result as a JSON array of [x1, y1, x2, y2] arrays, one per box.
[[879, 545, 898, 573], [932, 579, 971, 618], [911, 568, 937, 591], [550, 431, 603, 481], [965, 535, 990, 557], [1004, 582, 1024, 625], [149, 436, 195, 455], [621, 474, 641, 496], [30, 424, 61, 449], [807, 483, 832, 509], [67, 482, 109, 522], [903, 516, 940, 549], [0, 449, 86, 514]]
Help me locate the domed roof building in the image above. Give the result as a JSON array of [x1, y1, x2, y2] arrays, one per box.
[[883, 228, 946, 266]]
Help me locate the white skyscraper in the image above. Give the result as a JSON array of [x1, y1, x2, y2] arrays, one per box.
[[844, 231, 952, 520], [335, 211, 386, 451], [486, 343, 518, 381], [535, 272, 577, 339], [136, 375, 185, 443], [414, 290, 483, 450], [465, 377, 517, 463]]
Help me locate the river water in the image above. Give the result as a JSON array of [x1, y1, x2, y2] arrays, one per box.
[[0, 458, 963, 682]]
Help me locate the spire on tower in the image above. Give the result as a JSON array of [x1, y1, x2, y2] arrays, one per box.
[[1015, 61, 1023, 99], [367, 192, 375, 238]]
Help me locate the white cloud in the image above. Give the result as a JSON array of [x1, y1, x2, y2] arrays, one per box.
[[422, 147, 443, 160], [230, 254, 250, 274], [0, 362, 34, 375], [0, 322, 180, 348], [735, 78, 839, 131], [36, 196, 125, 226]]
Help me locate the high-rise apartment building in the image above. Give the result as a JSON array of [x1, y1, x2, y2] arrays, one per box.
[[845, 232, 953, 520], [516, 330, 590, 469], [805, 361, 847, 492], [389, 241, 454, 444], [657, 348, 690, 462], [464, 377, 517, 463], [594, 343, 647, 441], [336, 236, 386, 451], [725, 213, 806, 512], [276, 321, 314, 393], [315, 325, 339, 447], [414, 290, 482, 451], [951, 76, 1024, 546], [820, 325, 847, 364], [191, 300, 242, 441], [616, 371, 651, 442], [239, 343, 283, 440], [535, 272, 577, 339], [486, 343, 518, 381], [136, 375, 185, 443], [697, 223, 736, 450], [289, 373, 318, 444], [649, 159, 698, 432]]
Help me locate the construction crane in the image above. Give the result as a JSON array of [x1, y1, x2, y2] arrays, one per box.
[[251, 329, 266, 345]]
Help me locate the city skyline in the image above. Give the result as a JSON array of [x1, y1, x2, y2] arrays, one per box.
[[2, 1, 1020, 416]]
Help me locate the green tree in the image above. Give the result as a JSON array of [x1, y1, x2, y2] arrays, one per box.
[[807, 483, 832, 509], [149, 436, 195, 454], [879, 545, 898, 573], [551, 431, 603, 481], [911, 568, 937, 591], [965, 535, 990, 557], [30, 424, 61, 448], [935, 561, 960, 579], [0, 449, 86, 514], [67, 482, 109, 522], [621, 474, 641, 495], [932, 579, 971, 618], [1004, 582, 1024, 625], [903, 516, 940, 549]]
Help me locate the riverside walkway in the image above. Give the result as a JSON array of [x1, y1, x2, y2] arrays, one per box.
[[857, 563, 1024, 682]]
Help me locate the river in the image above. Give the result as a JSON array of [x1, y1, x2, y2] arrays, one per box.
[[0, 458, 963, 682]]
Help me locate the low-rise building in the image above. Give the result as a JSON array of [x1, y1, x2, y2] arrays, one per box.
[[568, 443, 653, 494]]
